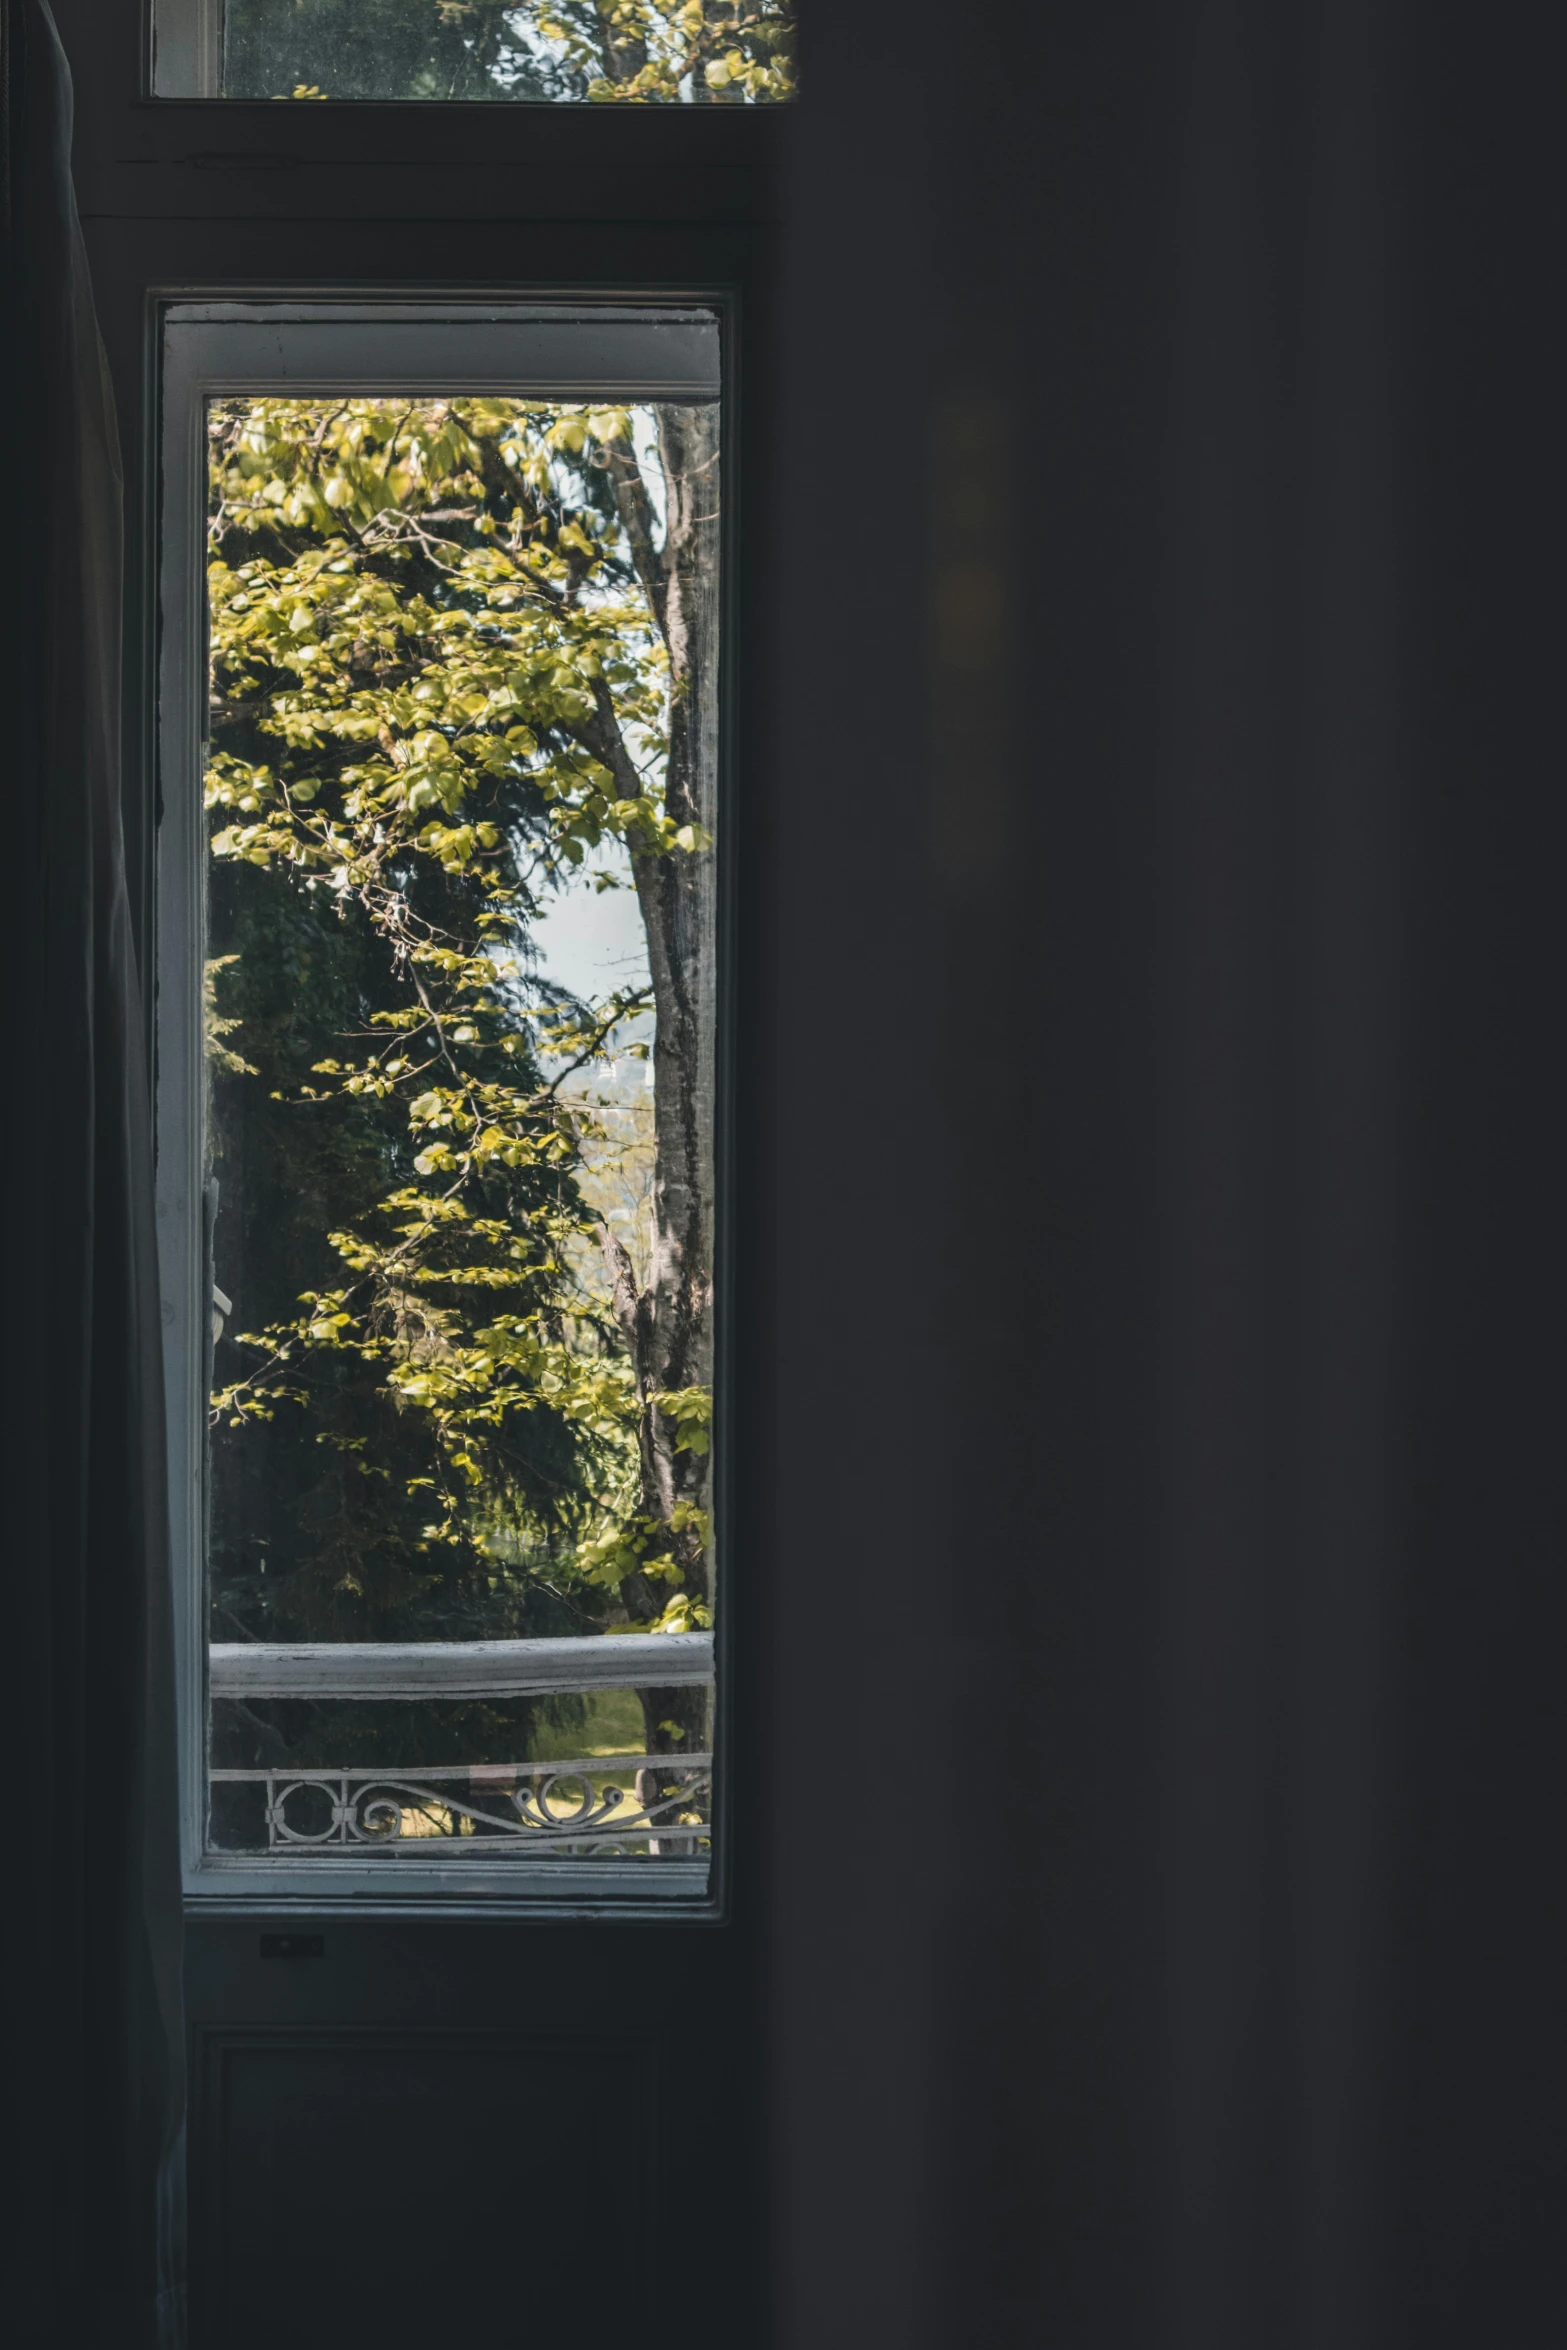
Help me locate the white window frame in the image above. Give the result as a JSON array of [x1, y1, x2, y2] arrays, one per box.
[[150, 0, 224, 96], [157, 300, 722, 1912]]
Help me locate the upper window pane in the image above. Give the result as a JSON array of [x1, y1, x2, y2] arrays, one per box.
[[152, 0, 796, 100]]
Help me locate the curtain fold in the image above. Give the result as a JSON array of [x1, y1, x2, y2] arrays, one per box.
[[763, 3, 1414, 2344], [1, 4, 186, 2344]]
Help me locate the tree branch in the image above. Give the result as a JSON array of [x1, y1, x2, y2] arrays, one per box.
[[607, 444, 669, 637], [598, 1220, 642, 1359]]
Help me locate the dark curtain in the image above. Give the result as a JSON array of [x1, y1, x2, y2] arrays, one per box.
[[0, 4, 185, 2345], [763, 1, 1565, 2344]]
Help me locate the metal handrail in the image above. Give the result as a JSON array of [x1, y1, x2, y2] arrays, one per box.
[[209, 1629, 714, 1700]]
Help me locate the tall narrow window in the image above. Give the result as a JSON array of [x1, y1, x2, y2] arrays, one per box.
[[151, 0, 796, 102], [159, 307, 723, 1903]]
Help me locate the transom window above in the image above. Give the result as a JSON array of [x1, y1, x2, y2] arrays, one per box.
[[152, 0, 796, 102]]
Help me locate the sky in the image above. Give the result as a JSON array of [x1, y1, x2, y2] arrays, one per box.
[[528, 833, 651, 1011]]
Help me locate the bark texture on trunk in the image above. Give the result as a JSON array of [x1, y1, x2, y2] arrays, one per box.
[[589, 404, 720, 1757]]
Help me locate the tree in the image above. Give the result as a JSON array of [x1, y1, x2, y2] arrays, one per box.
[[205, 386, 720, 1767]]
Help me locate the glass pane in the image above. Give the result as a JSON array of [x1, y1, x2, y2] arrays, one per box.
[[201, 387, 718, 1876], [152, 0, 795, 101]]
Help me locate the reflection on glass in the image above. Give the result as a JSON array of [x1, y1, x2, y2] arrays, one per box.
[[202, 388, 718, 1870], [154, 0, 795, 102]]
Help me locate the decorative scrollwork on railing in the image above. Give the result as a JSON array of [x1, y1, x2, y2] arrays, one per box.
[[210, 1756, 713, 1857]]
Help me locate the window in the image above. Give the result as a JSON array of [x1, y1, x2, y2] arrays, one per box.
[[158, 303, 726, 1904], [151, 0, 796, 103]]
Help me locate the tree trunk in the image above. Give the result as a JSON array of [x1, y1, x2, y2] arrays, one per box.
[[590, 403, 721, 1767]]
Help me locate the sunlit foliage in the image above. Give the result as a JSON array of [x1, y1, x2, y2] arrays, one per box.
[[205, 394, 710, 1668], [221, 0, 795, 105]]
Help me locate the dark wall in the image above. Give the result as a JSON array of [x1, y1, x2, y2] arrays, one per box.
[[1394, 6, 1567, 2330]]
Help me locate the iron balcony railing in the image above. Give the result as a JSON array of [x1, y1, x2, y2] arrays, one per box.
[[208, 1630, 715, 1860]]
